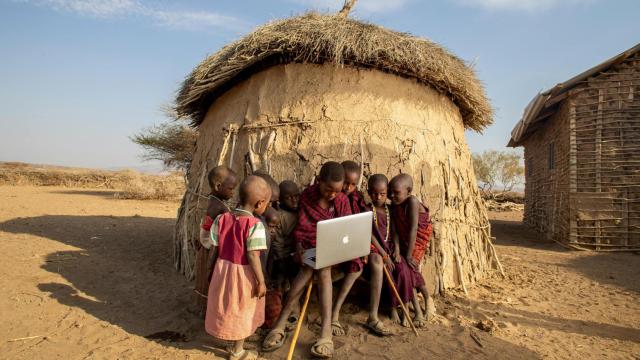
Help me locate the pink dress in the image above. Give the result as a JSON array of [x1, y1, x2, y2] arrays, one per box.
[[205, 211, 268, 341]]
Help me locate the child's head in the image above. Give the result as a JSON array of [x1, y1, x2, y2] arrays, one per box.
[[317, 161, 345, 202], [208, 166, 238, 200], [263, 207, 279, 238], [238, 175, 272, 216], [341, 160, 360, 195], [367, 174, 389, 208], [279, 180, 300, 211], [389, 174, 413, 205], [254, 171, 280, 208]]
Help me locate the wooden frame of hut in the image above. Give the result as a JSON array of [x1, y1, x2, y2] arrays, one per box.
[[508, 43, 640, 251], [174, 13, 501, 295]]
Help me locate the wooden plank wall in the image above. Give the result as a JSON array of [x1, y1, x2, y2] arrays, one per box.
[[570, 53, 640, 250], [522, 102, 571, 243]]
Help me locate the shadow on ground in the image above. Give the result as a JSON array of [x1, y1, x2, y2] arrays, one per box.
[[0, 214, 216, 352], [564, 252, 640, 294], [0, 214, 542, 359]]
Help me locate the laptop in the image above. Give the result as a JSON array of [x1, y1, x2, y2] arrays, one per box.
[[303, 211, 373, 269]]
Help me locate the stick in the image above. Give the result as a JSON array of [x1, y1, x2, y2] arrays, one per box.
[[7, 335, 45, 342], [383, 266, 418, 337], [287, 280, 313, 360]]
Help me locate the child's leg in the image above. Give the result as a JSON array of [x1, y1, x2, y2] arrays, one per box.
[[411, 289, 427, 328], [417, 284, 436, 320], [331, 268, 362, 336], [317, 266, 333, 341], [390, 307, 401, 324], [309, 267, 334, 358], [263, 265, 313, 351], [367, 253, 383, 322]]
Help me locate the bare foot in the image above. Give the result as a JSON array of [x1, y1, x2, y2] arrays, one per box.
[[425, 295, 436, 321], [413, 315, 427, 328], [390, 308, 401, 325]]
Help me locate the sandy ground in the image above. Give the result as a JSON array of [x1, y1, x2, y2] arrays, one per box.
[[0, 186, 638, 359]]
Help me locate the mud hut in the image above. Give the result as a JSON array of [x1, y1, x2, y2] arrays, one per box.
[[508, 43, 640, 251], [174, 13, 499, 295]]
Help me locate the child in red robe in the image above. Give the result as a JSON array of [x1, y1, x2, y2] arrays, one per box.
[[205, 175, 271, 360], [388, 173, 435, 328], [195, 165, 238, 316], [364, 174, 395, 336], [262, 161, 351, 358]]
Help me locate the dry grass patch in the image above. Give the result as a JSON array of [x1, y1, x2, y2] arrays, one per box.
[[0, 162, 184, 201]]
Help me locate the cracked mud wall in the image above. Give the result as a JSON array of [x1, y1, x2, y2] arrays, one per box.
[[175, 63, 496, 294]]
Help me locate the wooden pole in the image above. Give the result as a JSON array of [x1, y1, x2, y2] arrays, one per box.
[[383, 266, 419, 337], [287, 280, 313, 360]]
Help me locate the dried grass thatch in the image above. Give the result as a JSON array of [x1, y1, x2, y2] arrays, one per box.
[[176, 13, 492, 131]]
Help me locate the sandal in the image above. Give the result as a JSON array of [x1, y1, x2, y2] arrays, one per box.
[[229, 349, 259, 360], [365, 319, 392, 336], [262, 329, 286, 352], [331, 321, 346, 336], [310, 337, 334, 358]]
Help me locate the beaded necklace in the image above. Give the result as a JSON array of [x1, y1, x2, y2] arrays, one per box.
[[372, 204, 391, 243]]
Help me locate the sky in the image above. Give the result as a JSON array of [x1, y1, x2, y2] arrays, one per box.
[[1, 0, 639, 170]]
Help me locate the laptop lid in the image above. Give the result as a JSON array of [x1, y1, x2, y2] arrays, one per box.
[[311, 211, 373, 269]]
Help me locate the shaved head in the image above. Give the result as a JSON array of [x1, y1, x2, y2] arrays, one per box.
[[208, 165, 236, 188], [279, 180, 299, 197], [254, 171, 279, 203], [341, 160, 360, 175], [239, 175, 271, 208], [390, 173, 413, 192]]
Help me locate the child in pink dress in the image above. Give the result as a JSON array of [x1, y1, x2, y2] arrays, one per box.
[[206, 175, 272, 360]]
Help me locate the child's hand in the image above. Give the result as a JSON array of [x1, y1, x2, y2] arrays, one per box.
[[407, 257, 419, 270], [392, 253, 402, 264], [255, 281, 267, 298], [383, 255, 395, 271]]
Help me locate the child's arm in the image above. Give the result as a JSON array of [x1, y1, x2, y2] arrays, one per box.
[[207, 246, 219, 272], [207, 215, 221, 272], [371, 235, 395, 271], [246, 221, 268, 298], [405, 196, 421, 269], [247, 251, 266, 298], [392, 231, 402, 264]]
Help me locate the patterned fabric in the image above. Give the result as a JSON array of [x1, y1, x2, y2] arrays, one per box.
[[347, 190, 367, 214], [392, 199, 432, 262], [194, 202, 230, 314], [205, 211, 267, 340], [263, 288, 282, 329], [293, 184, 352, 249]]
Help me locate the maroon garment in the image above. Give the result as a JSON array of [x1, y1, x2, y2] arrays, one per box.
[[293, 184, 352, 250], [392, 199, 432, 262], [216, 213, 263, 265], [389, 199, 432, 307], [347, 191, 367, 214], [370, 205, 392, 254]]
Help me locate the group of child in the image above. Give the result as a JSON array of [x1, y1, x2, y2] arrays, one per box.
[[195, 161, 434, 360]]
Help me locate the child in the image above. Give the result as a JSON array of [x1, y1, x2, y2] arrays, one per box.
[[329, 160, 365, 337], [254, 171, 280, 209], [205, 175, 272, 360], [262, 207, 282, 329], [388, 173, 435, 328], [195, 165, 238, 316], [270, 180, 300, 290], [364, 174, 395, 336], [263, 161, 351, 358]]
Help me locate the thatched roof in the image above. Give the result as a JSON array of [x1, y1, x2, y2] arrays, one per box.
[[176, 13, 493, 132]]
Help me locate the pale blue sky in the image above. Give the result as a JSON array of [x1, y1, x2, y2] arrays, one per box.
[[1, 0, 638, 169]]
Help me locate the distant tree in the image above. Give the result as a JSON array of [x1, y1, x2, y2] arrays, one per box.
[[131, 105, 197, 171], [472, 150, 524, 194]]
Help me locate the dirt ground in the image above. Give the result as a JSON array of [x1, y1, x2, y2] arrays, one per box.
[[0, 186, 638, 359]]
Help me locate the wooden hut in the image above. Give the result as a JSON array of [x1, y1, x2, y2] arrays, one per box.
[[508, 43, 640, 251], [174, 13, 500, 295]]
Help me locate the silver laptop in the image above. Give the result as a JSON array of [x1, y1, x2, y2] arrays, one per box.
[[303, 211, 373, 269]]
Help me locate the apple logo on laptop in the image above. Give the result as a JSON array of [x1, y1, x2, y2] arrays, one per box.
[[342, 235, 349, 244]]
